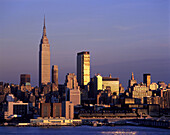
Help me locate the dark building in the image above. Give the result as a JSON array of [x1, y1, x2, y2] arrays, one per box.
[[13, 104, 28, 116], [40, 103, 51, 117], [20, 74, 31, 86], [52, 65, 58, 86], [51, 103, 62, 117], [143, 74, 151, 87]]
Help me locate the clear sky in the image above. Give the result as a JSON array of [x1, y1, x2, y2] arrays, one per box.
[[0, 0, 169, 88]]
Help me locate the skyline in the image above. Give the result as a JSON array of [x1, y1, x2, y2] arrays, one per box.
[[0, 0, 169, 87]]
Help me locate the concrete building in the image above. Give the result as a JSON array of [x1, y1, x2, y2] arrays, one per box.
[[77, 51, 90, 86], [62, 101, 74, 119], [52, 65, 58, 87], [65, 73, 81, 106], [143, 74, 151, 87], [102, 74, 119, 95], [39, 16, 50, 86], [20, 74, 30, 86]]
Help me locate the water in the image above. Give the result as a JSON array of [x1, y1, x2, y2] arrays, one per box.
[[0, 126, 169, 135]]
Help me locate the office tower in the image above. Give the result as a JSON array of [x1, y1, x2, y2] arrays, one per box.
[[77, 51, 90, 86], [65, 73, 81, 106], [52, 65, 58, 86], [39, 16, 50, 86], [143, 74, 151, 87], [20, 74, 30, 86], [102, 74, 119, 95], [128, 72, 137, 87], [91, 74, 103, 99]]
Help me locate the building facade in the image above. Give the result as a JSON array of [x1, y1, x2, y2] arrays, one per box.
[[77, 51, 90, 86], [65, 73, 81, 106], [52, 65, 58, 86], [143, 74, 151, 87], [39, 16, 51, 86]]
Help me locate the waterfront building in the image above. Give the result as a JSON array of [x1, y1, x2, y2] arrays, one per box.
[[4, 101, 29, 119], [65, 73, 81, 106], [20, 74, 30, 86], [77, 51, 90, 86], [39, 16, 51, 86], [62, 101, 74, 119], [40, 103, 51, 118], [51, 103, 62, 118], [102, 74, 119, 95], [143, 73, 151, 87]]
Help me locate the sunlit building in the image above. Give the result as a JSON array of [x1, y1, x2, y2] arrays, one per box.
[[77, 51, 90, 86], [39, 16, 51, 86]]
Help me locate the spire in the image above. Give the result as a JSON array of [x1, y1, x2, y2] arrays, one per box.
[[131, 72, 134, 80], [43, 15, 46, 37]]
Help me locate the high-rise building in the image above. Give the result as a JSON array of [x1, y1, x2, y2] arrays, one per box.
[[102, 74, 119, 95], [40, 103, 51, 118], [39, 16, 50, 86], [62, 101, 74, 119], [77, 51, 90, 86], [20, 74, 30, 86], [52, 65, 58, 86], [51, 103, 62, 118], [143, 74, 151, 87], [128, 72, 137, 88], [65, 73, 81, 106]]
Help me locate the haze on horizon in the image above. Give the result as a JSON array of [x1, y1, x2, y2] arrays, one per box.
[[0, 0, 169, 88]]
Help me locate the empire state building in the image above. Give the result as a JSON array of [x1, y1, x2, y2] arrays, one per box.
[[39, 16, 50, 86]]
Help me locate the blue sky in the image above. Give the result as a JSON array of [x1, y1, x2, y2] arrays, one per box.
[[0, 0, 169, 87]]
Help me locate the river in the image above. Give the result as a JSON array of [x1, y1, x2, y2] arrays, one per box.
[[0, 126, 169, 135]]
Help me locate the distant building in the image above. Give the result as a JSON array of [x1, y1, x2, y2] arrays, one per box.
[[102, 74, 119, 95], [77, 51, 90, 86], [132, 83, 152, 104], [128, 72, 137, 88], [51, 103, 62, 118], [65, 73, 81, 106], [20, 74, 30, 86], [40, 103, 51, 118], [91, 74, 103, 99], [149, 83, 158, 90], [158, 81, 167, 90], [39, 16, 50, 86], [52, 65, 58, 87], [62, 101, 74, 119], [4, 101, 29, 119], [143, 74, 151, 87]]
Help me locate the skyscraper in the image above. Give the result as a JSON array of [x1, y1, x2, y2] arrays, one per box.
[[52, 65, 58, 86], [143, 73, 151, 87], [77, 51, 90, 86], [39, 16, 50, 86], [128, 72, 137, 88]]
